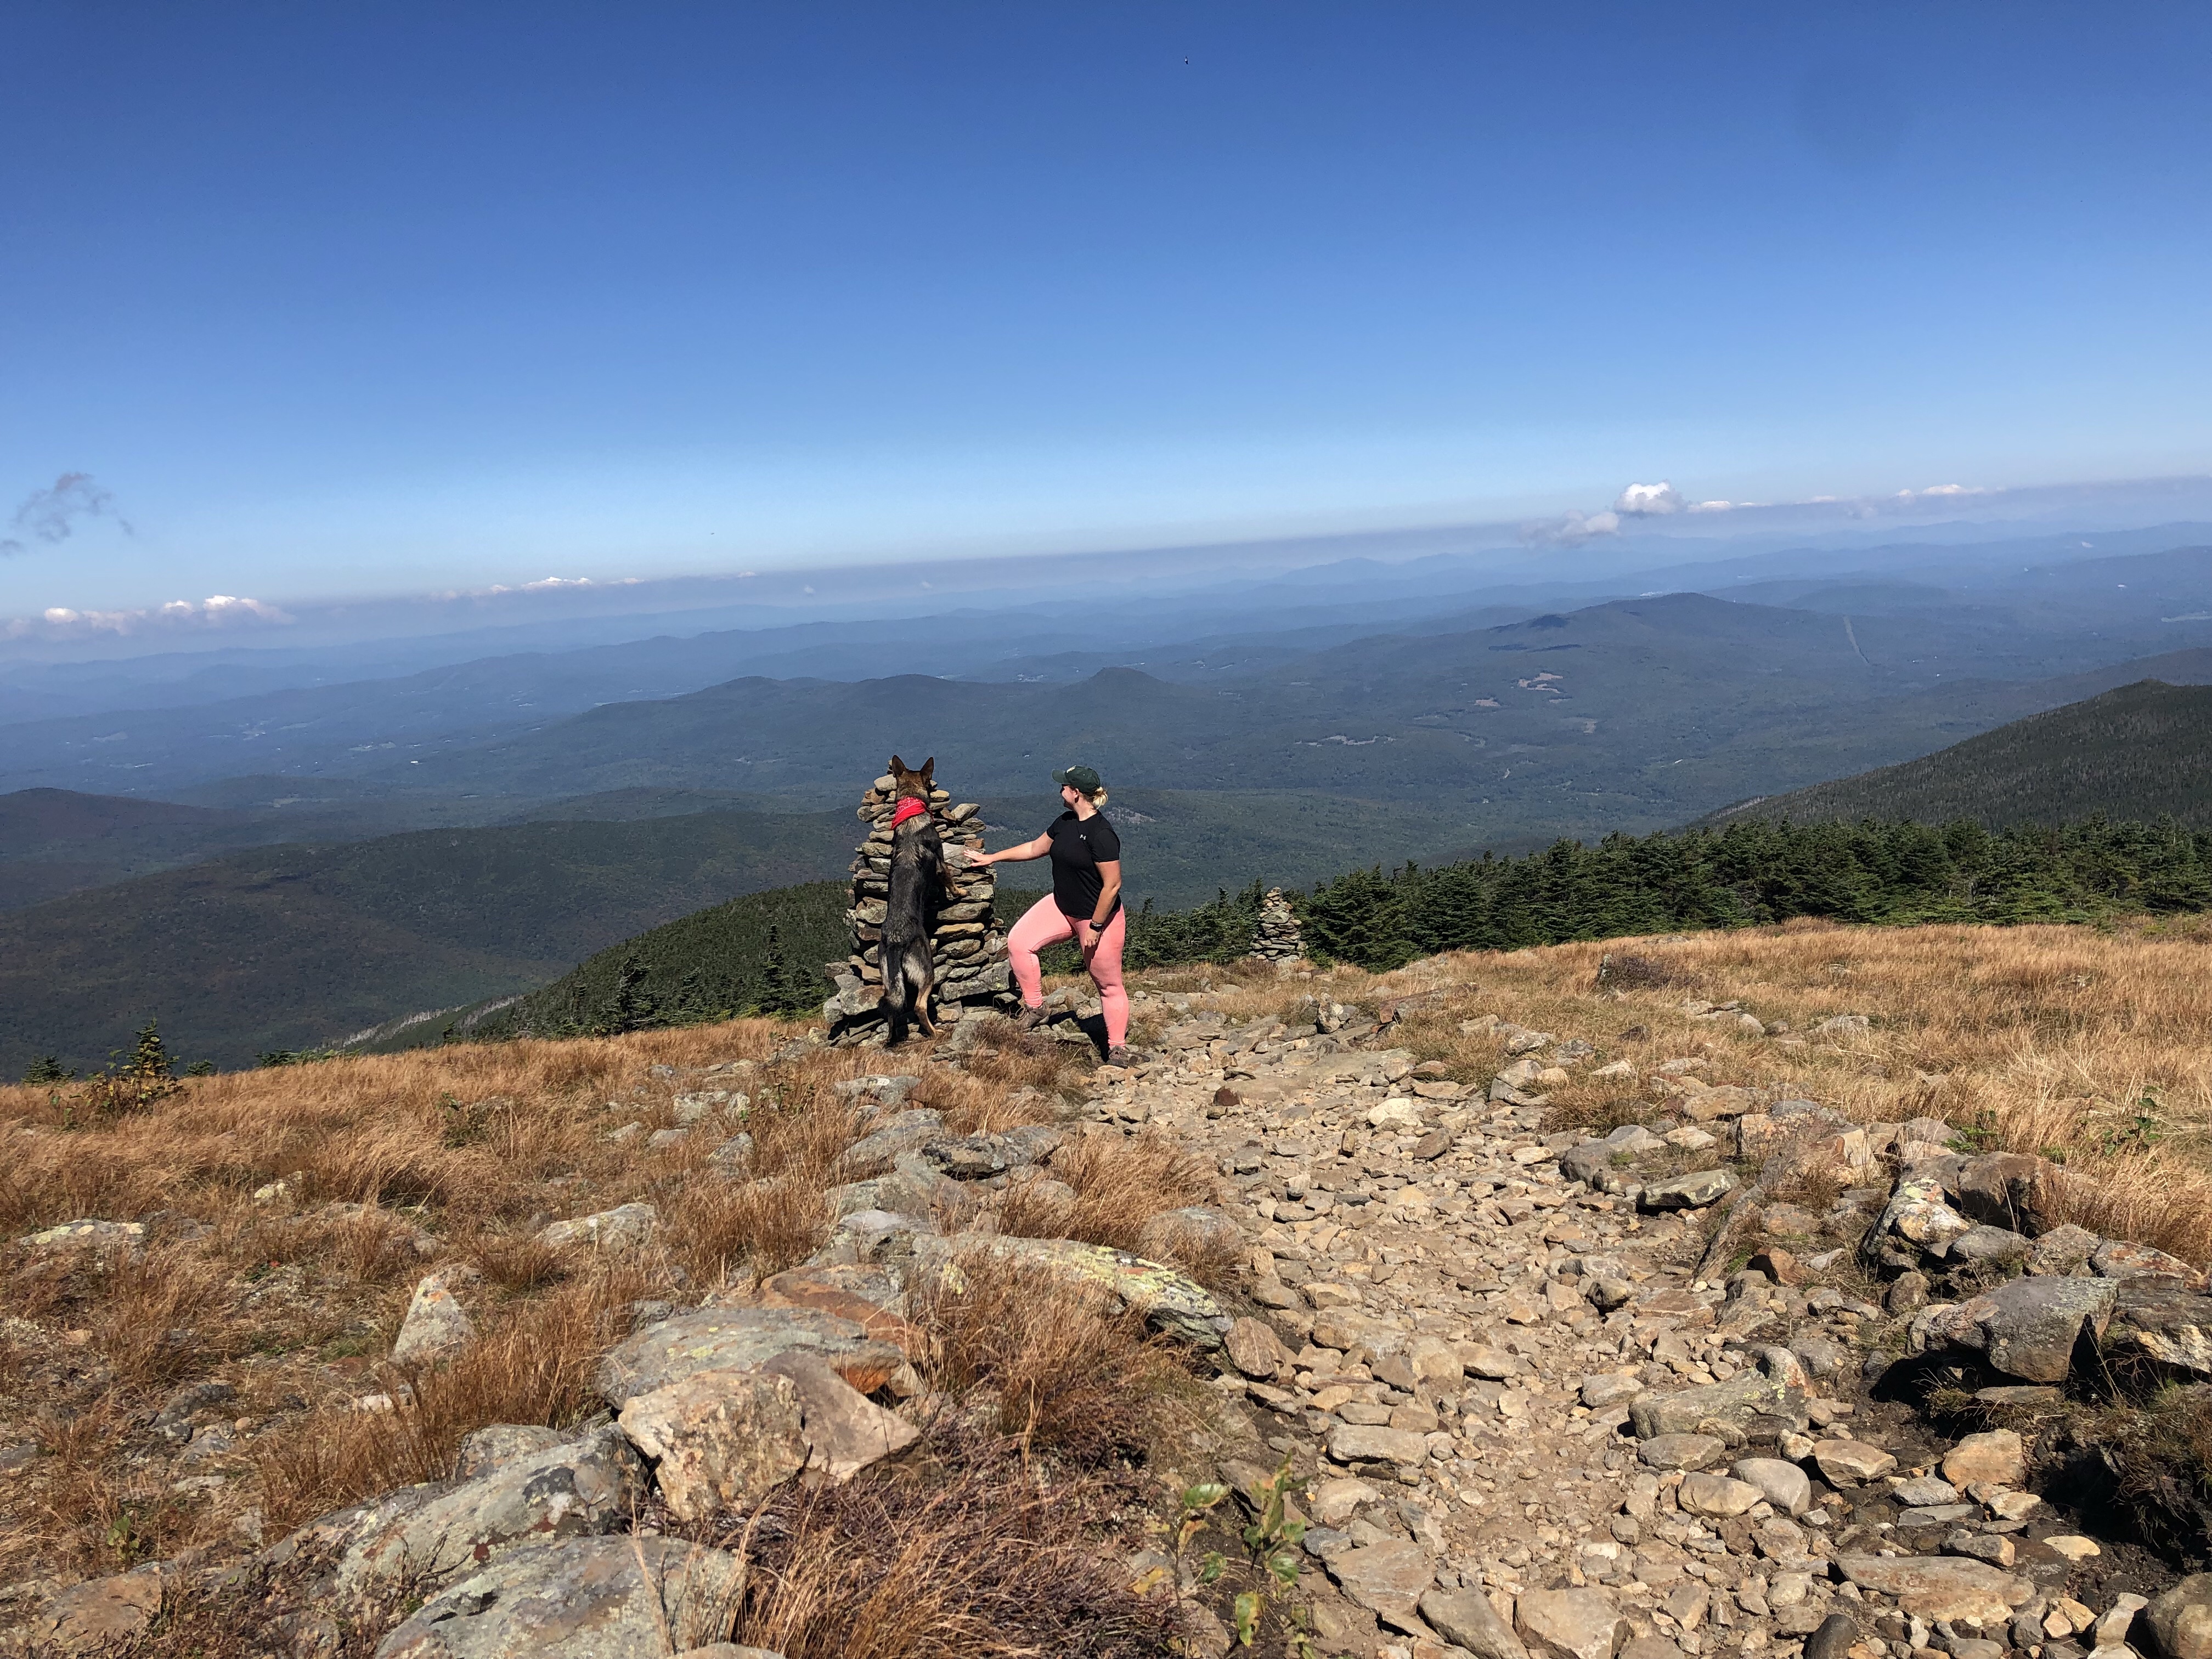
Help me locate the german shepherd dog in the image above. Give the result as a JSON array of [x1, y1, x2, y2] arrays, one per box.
[[881, 754, 947, 1044]]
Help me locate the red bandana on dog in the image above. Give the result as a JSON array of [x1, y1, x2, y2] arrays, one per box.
[[890, 797, 930, 828]]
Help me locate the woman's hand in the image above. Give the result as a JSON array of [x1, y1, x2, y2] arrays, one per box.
[[1077, 918, 1102, 961]]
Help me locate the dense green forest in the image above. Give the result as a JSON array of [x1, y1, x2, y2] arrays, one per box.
[[450, 881, 851, 1041], [1288, 815, 2212, 972]]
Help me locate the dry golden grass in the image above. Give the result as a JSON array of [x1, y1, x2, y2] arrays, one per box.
[[911, 1251, 1201, 1466], [1031, 1130, 1221, 1257], [0, 1009, 1133, 1598], [252, 1261, 656, 1531], [1155, 916, 2212, 1263], [721, 1431, 1175, 1659]]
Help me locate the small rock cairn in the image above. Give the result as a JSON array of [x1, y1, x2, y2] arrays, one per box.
[[824, 771, 1014, 1044], [1246, 885, 1305, 966]]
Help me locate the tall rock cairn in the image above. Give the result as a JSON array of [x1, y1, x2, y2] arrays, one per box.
[[1246, 886, 1306, 966], [823, 771, 1014, 1044]]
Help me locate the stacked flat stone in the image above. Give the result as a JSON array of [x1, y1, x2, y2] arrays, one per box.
[[823, 772, 1014, 1044], [1246, 886, 1306, 965]]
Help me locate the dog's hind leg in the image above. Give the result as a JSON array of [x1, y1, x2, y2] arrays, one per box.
[[882, 950, 909, 1047], [903, 940, 938, 1038]]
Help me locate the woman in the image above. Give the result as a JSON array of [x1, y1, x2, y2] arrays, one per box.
[[969, 764, 1132, 1066]]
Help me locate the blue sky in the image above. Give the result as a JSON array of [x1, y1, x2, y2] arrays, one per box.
[[2, 2, 2208, 629]]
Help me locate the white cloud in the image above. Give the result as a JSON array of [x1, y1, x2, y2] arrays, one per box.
[[1612, 481, 1686, 516], [1894, 483, 1985, 500], [1688, 499, 1738, 513], [5, 594, 292, 640]]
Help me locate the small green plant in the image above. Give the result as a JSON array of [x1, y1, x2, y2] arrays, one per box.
[[21, 1054, 74, 1085], [2103, 1103, 2165, 1155], [1946, 1109, 2002, 1153], [1170, 1458, 1312, 1651], [104, 1502, 153, 1565], [80, 1019, 182, 1117], [185, 1058, 218, 1076]]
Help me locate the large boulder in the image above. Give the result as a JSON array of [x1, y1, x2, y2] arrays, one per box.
[[1516, 1587, 1632, 1659], [1732, 1457, 1812, 1516], [1831, 1555, 2035, 1624], [536, 1204, 659, 1252], [1942, 1429, 2026, 1489], [391, 1274, 476, 1367], [2145, 1574, 2212, 1659], [1628, 1369, 1795, 1440], [616, 1369, 808, 1520], [1423, 1588, 1528, 1659], [753, 1264, 922, 1352], [1641, 1169, 1735, 1210], [2025, 1224, 2102, 1277], [21, 1571, 163, 1649], [2109, 1278, 2212, 1376], [912, 1234, 1230, 1348], [759, 1351, 921, 1481], [1946, 1153, 2052, 1232], [833, 1109, 943, 1178], [1326, 1423, 1431, 1467], [1327, 1539, 1434, 1633], [373, 1537, 748, 1658], [1911, 1275, 2118, 1383], [455, 1425, 568, 1480], [596, 1307, 906, 1406], [1224, 1316, 1293, 1379], [2093, 1238, 2204, 1283], [333, 1427, 644, 1596]]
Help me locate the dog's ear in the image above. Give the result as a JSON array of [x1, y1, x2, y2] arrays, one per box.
[[888, 754, 906, 776], [919, 757, 934, 786]]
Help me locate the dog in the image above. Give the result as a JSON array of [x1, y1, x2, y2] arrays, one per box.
[[879, 754, 947, 1044]]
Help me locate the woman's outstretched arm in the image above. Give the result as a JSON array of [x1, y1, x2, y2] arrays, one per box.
[[972, 830, 1052, 866]]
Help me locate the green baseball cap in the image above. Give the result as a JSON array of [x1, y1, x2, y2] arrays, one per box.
[[1052, 764, 1102, 793]]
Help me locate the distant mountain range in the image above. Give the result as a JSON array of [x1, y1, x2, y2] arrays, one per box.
[[1702, 679, 2212, 831], [2, 524, 2209, 1073]]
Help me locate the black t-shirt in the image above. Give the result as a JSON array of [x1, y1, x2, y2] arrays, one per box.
[[1045, 809, 1121, 921]]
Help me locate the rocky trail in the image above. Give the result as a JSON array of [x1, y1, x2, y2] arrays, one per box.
[[17, 963, 2212, 1659], [1071, 983, 2212, 1659]]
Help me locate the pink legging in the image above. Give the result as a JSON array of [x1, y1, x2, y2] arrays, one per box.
[[1007, 895, 1128, 1047]]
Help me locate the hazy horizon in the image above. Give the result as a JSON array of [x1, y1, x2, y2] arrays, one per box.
[[4, 4, 2208, 650]]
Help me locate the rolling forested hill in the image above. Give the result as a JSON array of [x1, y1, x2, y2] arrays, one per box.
[[0, 808, 853, 1075], [1703, 680, 2212, 830]]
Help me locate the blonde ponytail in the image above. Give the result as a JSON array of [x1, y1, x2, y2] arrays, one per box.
[[1089, 787, 1109, 806]]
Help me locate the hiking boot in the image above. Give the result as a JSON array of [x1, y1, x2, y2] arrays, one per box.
[[1015, 1004, 1048, 1032], [1105, 1045, 1137, 1069]]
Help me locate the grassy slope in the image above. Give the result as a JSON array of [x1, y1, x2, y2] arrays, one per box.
[[1702, 679, 2212, 829], [0, 808, 854, 1074]]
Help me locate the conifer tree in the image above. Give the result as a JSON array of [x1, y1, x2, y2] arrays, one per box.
[[601, 954, 655, 1034]]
